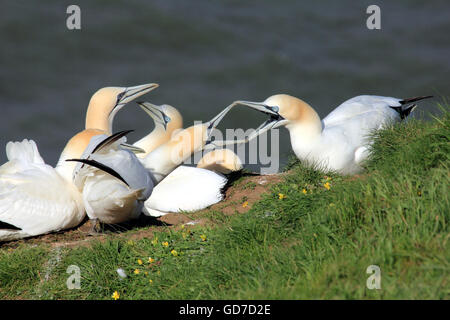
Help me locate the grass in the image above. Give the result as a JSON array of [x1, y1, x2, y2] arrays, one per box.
[[0, 107, 449, 300]]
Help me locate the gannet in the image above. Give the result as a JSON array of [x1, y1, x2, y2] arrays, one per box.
[[225, 94, 432, 175], [0, 84, 159, 240], [60, 83, 159, 228], [67, 130, 154, 226], [132, 102, 182, 157], [84, 83, 159, 134], [0, 129, 108, 241], [131, 102, 270, 216], [139, 99, 279, 183], [144, 148, 243, 216], [82, 83, 159, 154]]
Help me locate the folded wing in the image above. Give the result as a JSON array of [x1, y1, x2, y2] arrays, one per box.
[[0, 140, 84, 241], [143, 165, 227, 217]]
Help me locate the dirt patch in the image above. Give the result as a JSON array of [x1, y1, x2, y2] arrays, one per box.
[[0, 172, 285, 250], [208, 173, 284, 215]]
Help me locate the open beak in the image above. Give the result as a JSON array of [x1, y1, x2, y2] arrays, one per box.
[[235, 100, 286, 136], [235, 100, 281, 116], [136, 101, 171, 130], [205, 100, 283, 138], [109, 83, 159, 119], [204, 100, 286, 148], [243, 114, 288, 141], [119, 83, 159, 106], [258, 113, 288, 130]]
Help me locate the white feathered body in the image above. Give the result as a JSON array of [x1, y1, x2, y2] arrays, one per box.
[[290, 95, 403, 175], [143, 165, 227, 217], [74, 136, 154, 224], [0, 140, 85, 241]]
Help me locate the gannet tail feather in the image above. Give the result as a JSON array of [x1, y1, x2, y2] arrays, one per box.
[[390, 96, 433, 120], [390, 95, 432, 120], [402, 104, 418, 119], [390, 104, 418, 120], [5, 139, 45, 164]]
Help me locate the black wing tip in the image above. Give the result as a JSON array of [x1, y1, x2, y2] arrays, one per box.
[[92, 130, 135, 153], [0, 221, 22, 231], [109, 129, 134, 138], [119, 129, 135, 135], [66, 158, 130, 187], [400, 95, 433, 105]]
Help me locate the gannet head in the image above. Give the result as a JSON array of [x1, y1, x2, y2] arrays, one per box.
[[264, 94, 320, 128], [197, 148, 243, 174], [241, 94, 322, 140], [132, 102, 184, 156], [137, 102, 183, 132], [85, 83, 159, 134]]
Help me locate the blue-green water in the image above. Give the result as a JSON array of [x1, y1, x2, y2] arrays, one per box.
[[1, 0, 449, 169]]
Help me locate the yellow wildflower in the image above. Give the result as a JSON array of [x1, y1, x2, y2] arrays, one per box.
[[171, 249, 178, 256], [162, 241, 169, 247], [111, 291, 120, 300], [134, 269, 140, 275], [137, 259, 143, 265], [149, 279, 153, 284], [181, 224, 185, 229], [302, 188, 307, 195], [278, 193, 286, 200], [151, 237, 158, 245], [200, 234, 207, 241], [242, 201, 248, 208], [148, 257, 155, 263], [324, 182, 331, 190]]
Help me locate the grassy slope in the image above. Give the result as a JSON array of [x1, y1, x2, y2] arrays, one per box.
[[0, 108, 449, 300]]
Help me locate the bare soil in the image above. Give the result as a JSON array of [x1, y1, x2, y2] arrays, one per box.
[[0, 172, 285, 250]]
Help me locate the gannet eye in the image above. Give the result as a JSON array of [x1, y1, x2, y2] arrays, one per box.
[[164, 116, 171, 123], [271, 106, 279, 112], [116, 92, 126, 105]]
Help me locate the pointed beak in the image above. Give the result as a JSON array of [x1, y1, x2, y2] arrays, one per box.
[[120, 143, 146, 154], [205, 100, 283, 136], [136, 101, 171, 130], [202, 99, 286, 147], [236, 99, 286, 131], [119, 83, 159, 106], [254, 115, 285, 135], [235, 100, 281, 116], [211, 114, 287, 148], [109, 83, 159, 120], [205, 113, 288, 148]]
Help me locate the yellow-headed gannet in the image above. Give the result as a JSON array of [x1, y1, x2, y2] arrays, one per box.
[[222, 94, 432, 174]]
